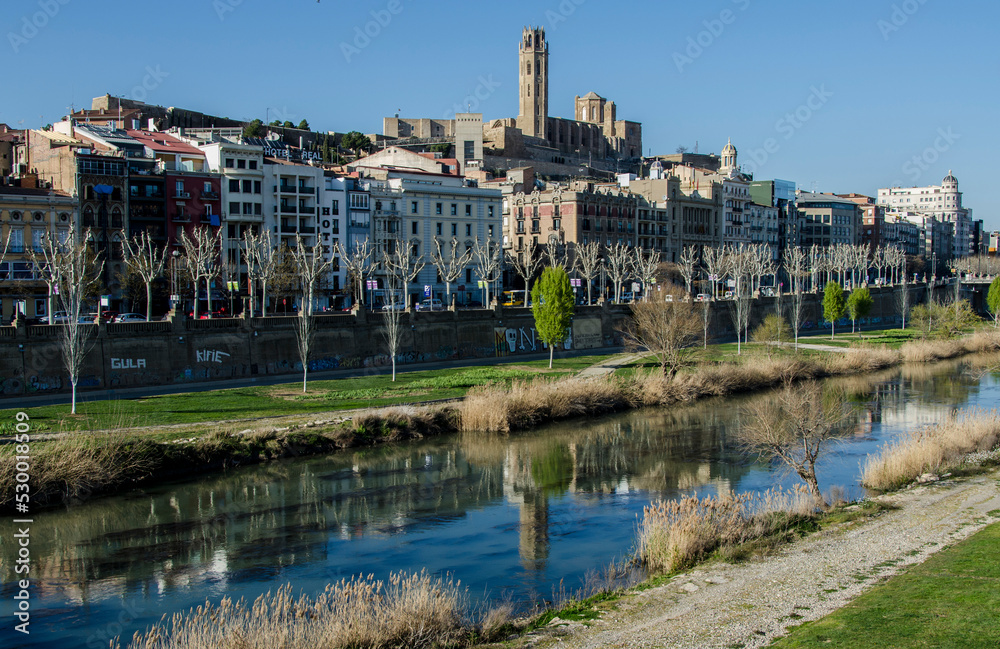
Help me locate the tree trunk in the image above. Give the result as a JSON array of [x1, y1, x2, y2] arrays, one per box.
[[71, 380, 77, 415], [302, 365, 307, 393], [549, 344, 554, 369], [146, 284, 153, 321], [392, 356, 397, 382], [831, 320, 835, 340]]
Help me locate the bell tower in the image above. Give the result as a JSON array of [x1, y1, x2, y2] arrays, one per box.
[[518, 26, 548, 140]]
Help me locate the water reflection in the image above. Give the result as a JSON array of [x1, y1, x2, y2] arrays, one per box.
[[2, 357, 998, 648]]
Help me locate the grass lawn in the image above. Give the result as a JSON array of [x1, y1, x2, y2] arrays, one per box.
[[771, 521, 1000, 649], [0, 354, 615, 433]]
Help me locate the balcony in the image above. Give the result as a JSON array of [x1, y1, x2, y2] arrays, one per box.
[[280, 224, 297, 234], [201, 190, 219, 199], [299, 226, 316, 234], [298, 184, 314, 193], [172, 214, 191, 222], [298, 206, 316, 214], [280, 205, 298, 215], [276, 184, 296, 194], [174, 191, 191, 199]]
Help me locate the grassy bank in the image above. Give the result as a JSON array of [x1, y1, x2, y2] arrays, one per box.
[[0, 405, 456, 511], [771, 522, 1000, 648]]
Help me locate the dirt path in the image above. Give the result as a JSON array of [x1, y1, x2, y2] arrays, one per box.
[[521, 470, 1000, 649], [577, 353, 647, 378]]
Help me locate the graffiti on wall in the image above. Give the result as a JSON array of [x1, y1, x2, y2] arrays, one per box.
[[196, 349, 231, 363], [111, 358, 146, 369]]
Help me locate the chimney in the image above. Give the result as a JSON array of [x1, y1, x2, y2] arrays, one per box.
[[148, 118, 156, 131]]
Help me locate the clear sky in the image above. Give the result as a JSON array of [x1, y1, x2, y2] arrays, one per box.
[[3, 0, 997, 227]]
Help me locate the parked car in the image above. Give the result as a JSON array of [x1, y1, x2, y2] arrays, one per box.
[[464, 299, 484, 309], [51, 311, 71, 324], [79, 313, 100, 324], [619, 292, 635, 303], [415, 299, 444, 311], [115, 313, 147, 323], [381, 303, 407, 312], [100, 310, 119, 322], [695, 294, 710, 302]]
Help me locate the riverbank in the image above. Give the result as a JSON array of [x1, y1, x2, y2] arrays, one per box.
[[3, 328, 997, 513], [513, 467, 1000, 649]]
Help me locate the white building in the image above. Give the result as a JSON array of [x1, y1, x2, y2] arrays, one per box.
[[877, 172, 971, 258], [262, 157, 322, 250], [321, 173, 347, 292]]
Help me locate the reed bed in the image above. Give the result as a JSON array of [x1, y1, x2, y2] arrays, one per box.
[[861, 409, 1000, 491], [636, 487, 817, 574], [899, 329, 1000, 363], [119, 570, 510, 649], [460, 376, 632, 433]]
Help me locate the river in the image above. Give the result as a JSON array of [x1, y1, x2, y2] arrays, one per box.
[[3, 357, 999, 648]]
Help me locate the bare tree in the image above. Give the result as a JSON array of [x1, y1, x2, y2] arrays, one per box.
[[703, 246, 730, 301], [244, 228, 280, 315], [620, 287, 701, 378], [429, 237, 473, 307], [632, 248, 661, 301], [727, 246, 754, 354], [678, 245, 698, 297], [473, 238, 503, 307], [783, 245, 808, 350], [700, 278, 712, 349], [545, 238, 566, 270], [572, 240, 602, 305], [380, 246, 415, 381], [897, 256, 910, 330], [179, 226, 222, 319], [121, 231, 167, 321], [605, 242, 633, 303], [507, 237, 543, 306], [35, 227, 104, 414], [336, 238, 373, 309], [289, 234, 335, 392], [738, 384, 853, 505]]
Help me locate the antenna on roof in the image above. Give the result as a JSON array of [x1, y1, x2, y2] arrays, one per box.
[[694, 140, 699, 154]]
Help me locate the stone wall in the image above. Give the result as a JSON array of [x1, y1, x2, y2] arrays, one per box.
[[0, 285, 921, 399]]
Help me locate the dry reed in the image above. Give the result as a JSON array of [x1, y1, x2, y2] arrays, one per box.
[[861, 408, 1000, 491], [460, 376, 631, 433], [900, 329, 1000, 363], [120, 569, 511, 649], [637, 486, 816, 574]]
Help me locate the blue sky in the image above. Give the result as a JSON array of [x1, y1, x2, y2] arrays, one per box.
[[4, 0, 997, 227]]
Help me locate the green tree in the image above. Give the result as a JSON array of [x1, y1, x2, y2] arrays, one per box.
[[269, 119, 282, 126], [751, 313, 791, 357], [242, 118, 264, 138], [297, 119, 310, 130], [846, 286, 873, 333], [988, 277, 1000, 328], [282, 120, 295, 128], [823, 281, 846, 339], [342, 131, 372, 157], [531, 266, 575, 369]]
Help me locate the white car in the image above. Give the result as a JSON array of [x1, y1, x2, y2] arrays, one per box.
[[115, 313, 147, 323], [381, 303, 407, 312], [415, 299, 444, 311], [51, 311, 71, 324]]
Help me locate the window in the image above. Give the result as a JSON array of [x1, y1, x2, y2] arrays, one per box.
[[175, 180, 185, 195], [450, 204, 457, 216], [451, 224, 457, 236], [237, 159, 246, 169], [435, 203, 442, 215], [229, 179, 240, 193], [204, 181, 212, 194], [249, 160, 258, 170], [10, 229, 24, 252], [464, 140, 474, 159], [488, 225, 494, 237], [465, 204, 472, 217], [411, 222, 418, 235], [229, 202, 239, 214], [412, 201, 418, 214], [466, 268, 473, 283], [243, 202, 253, 215], [225, 158, 235, 168], [242, 180, 252, 193], [332, 220, 339, 234], [32, 229, 43, 251], [488, 205, 494, 218], [553, 218, 561, 230], [254, 181, 261, 194], [465, 224, 472, 236], [436, 223, 442, 235], [332, 200, 339, 215]]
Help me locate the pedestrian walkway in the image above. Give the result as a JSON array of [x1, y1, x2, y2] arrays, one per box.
[[577, 353, 647, 378]]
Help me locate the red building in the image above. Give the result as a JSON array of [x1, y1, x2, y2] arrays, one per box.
[[164, 170, 222, 246]]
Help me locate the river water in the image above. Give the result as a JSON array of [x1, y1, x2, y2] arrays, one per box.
[[3, 358, 999, 648]]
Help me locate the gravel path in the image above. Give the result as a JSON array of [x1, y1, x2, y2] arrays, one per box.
[[521, 470, 1000, 649]]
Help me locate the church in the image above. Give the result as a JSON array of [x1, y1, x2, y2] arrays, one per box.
[[383, 26, 642, 175]]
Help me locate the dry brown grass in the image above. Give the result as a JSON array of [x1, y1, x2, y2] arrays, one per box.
[[459, 376, 632, 433], [637, 487, 816, 574], [120, 570, 511, 649], [861, 409, 1000, 491], [352, 406, 458, 441], [0, 429, 158, 509], [900, 329, 1000, 363], [824, 344, 901, 374]]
